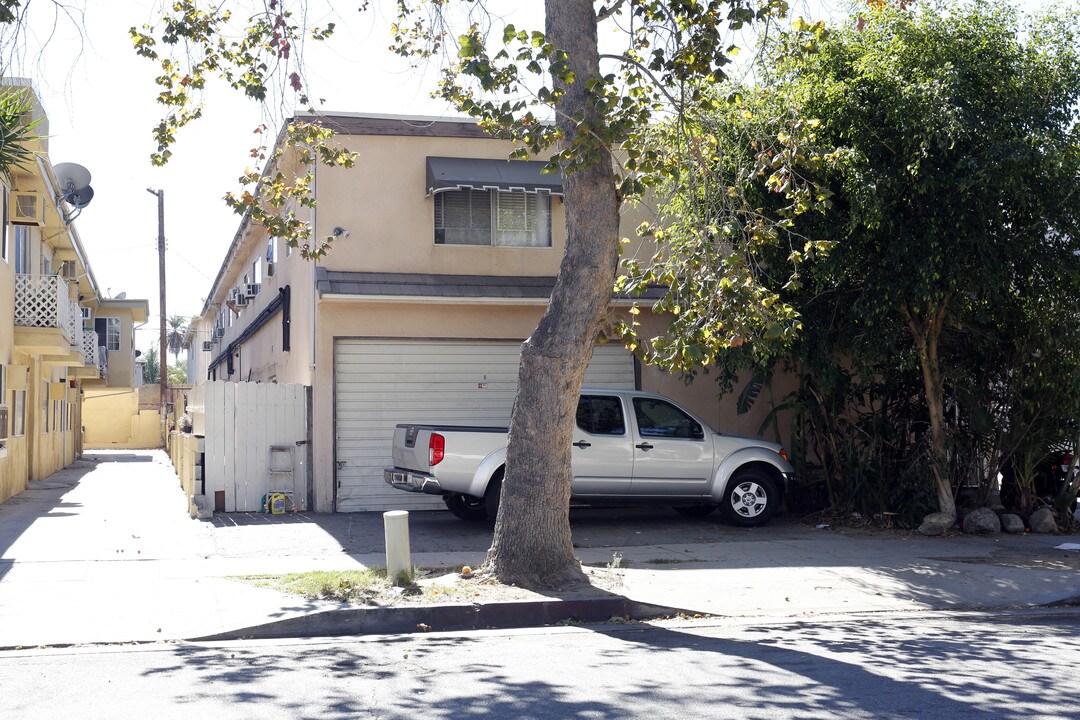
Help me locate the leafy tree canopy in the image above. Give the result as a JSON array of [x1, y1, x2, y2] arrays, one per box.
[[661, 0, 1080, 519]]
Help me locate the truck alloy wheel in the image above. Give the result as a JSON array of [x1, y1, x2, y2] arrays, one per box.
[[722, 468, 778, 527]]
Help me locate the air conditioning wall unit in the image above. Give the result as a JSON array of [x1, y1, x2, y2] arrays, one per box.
[[61, 261, 79, 281], [233, 293, 249, 307], [11, 192, 44, 226], [243, 283, 261, 298], [213, 327, 225, 339], [201, 341, 213, 352]]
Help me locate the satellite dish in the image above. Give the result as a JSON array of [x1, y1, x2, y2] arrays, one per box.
[[67, 186, 94, 209], [114, 291, 127, 300], [53, 162, 95, 211]]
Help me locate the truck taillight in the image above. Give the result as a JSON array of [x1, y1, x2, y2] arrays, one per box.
[[429, 433, 445, 466], [779, 448, 789, 462]]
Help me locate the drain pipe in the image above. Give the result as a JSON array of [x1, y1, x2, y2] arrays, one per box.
[[310, 161, 318, 373]]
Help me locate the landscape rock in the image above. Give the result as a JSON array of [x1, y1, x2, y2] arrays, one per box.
[[918, 512, 956, 536], [1000, 513, 1025, 534], [1029, 507, 1057, 534], [962, 507, 1001, 535]]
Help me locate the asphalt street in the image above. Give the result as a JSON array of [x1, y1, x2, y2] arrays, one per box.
[[2, 609, 1078, 720]]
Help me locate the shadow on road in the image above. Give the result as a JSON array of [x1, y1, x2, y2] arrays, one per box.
[[134, 612, 1078, 719]]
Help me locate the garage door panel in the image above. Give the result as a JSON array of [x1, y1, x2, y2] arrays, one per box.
[[334, 340, 635, 513]]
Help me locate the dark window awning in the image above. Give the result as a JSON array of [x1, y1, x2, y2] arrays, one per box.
[[426, 156, 563, 196]]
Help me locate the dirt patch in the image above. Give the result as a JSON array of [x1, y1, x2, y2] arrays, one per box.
[[239, 564, 627, 608]]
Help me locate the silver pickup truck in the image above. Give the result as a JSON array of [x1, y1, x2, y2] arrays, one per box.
[[384, 388, 794, 527]]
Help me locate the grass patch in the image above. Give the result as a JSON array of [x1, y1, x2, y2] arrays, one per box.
[[243, 569, 390, 604], [236, 567, 518, 606]]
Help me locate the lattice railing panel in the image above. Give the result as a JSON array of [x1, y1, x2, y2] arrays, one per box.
[[97, 345, 109, 379], [82, 331, 97, 367], [15, 274, 61, 328], [66, 299, 82, 349], [14, 275, 81, 346]]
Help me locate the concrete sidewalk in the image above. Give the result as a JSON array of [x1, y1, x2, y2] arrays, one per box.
[[1, 449, 1078, 648]]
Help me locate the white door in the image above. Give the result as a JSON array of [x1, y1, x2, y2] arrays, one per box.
[[334, 339, 635, 512]]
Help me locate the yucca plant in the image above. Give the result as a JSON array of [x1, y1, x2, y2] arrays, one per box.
[[0, 88, 41, 176]]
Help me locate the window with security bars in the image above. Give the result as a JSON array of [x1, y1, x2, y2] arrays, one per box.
[[434, 189, 551, 247]]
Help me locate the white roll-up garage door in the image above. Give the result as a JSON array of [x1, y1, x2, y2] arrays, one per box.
[[334, 339, 636, 513]]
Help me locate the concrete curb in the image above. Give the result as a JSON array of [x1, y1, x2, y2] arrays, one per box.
[[190, 597, 687, 642], [1037, 590, 1080, 608]]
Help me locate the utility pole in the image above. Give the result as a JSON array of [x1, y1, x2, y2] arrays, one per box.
[[147, 188, 167, 440]]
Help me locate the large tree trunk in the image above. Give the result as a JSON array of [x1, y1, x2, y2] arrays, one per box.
[[902, 300, 956, 519], [483, 0, 620, 589]]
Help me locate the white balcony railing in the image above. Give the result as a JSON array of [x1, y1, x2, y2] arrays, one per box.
[[97, 345, 108, 379], [14, 274, 80, 347], [81, 331, 95, 364], [81, 332, 106, 376]]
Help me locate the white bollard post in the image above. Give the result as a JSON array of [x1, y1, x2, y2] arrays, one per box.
[[383, 510, 412, 584]]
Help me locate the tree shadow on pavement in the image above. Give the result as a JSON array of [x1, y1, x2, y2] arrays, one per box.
[[126, 610, 1080, 720]]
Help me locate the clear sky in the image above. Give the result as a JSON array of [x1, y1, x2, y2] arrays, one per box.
[[12, 0, 1060, 358]]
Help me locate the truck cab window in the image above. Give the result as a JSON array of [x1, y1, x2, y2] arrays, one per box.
[[633, 398, 704, 440], [576, 396, 626, 435]]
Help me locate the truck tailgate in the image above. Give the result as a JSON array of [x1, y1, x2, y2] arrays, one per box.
[[391, 424, 432, 473]]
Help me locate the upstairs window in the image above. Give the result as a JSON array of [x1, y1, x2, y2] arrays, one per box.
[[434, 189, 551, 247], [95, 317, 120, 352], [14, 226, 30, 274]]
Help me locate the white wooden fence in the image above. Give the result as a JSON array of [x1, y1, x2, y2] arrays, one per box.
[[188, 381, 310, 513]]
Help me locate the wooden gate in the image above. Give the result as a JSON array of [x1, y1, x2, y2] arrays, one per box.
[[188, 381, 310, 512]]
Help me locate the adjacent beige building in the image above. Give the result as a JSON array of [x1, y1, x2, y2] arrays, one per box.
[[187, 113, 779, 514], [0, 80, 149, 504]]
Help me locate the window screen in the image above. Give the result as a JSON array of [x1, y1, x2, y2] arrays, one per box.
[[435, 189, 492, 245], [435, 189, 551, 247]]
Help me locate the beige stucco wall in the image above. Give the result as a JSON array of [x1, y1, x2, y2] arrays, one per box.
[[193, 227, 316, 386], [0, 436, 29, 504], [95, 305, 141, 388], [0, 222, 19, 501], [25, 358, 80, 481], [315, 135, 570, 277], [83, 387, 162, 449]]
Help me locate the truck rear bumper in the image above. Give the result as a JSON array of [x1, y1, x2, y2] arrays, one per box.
[[384, 467, 444, 495]]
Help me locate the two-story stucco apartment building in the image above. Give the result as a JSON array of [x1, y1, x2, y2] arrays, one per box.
[[187, 112, 774, 514], [0, 80, 148, 504]]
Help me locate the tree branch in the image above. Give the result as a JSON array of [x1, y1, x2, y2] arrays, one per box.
[[596, 0, 627, 24]]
